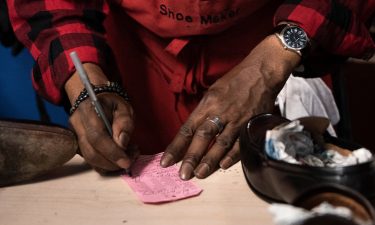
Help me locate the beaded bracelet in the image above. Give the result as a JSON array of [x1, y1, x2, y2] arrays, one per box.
[[69, 81, 130, 115]]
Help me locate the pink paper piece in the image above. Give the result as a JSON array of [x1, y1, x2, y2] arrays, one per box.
[[121, 153, 203, 203]]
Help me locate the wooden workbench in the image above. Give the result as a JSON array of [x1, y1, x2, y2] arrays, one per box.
[[0, 156, 273, 225]]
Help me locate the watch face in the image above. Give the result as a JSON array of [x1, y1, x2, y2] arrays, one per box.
[[282, 26, 308, 50]]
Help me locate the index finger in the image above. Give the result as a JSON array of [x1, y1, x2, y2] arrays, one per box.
[[160, 119, 198, 167]]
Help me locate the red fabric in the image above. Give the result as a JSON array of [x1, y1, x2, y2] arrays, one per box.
[[8, 0, 375, 104], [7, 0, 375, 153], [274, 0, 375, 59], [119, 0, 272, 37], [7, 0, 111, 103], [105, 3, 278, 153]]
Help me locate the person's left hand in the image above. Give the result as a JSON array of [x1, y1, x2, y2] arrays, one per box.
[[160, 35, 301, 180]]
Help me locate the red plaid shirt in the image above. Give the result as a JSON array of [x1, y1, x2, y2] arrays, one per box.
[[6, 0, 375, 104]]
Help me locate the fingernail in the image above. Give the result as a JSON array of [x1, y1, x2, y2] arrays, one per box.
[[116, 158, 130, 169], [119, 132, 129, 148], [220, 157, 233, 169], [194, 163, 210, 179], [179, 163, 194, 180], [160, 153, 175, 167]]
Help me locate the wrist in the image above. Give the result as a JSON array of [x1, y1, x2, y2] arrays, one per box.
[[246, 35, 301, 87], [69, 82, 130, 115], [64, 63, 109, 105]]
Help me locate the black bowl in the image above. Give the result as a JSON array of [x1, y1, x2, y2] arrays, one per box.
[[239, 114, 375, 204]]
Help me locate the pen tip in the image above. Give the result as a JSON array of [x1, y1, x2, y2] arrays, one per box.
[[125, 169, 132, 177]]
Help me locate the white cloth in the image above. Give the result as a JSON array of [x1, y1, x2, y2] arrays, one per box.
[[325, 148, 373, 167], [269, 202, 371, 225], [277, 75, 340, 136]]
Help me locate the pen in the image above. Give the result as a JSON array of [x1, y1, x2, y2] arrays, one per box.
[[69, 51, 132, 176]]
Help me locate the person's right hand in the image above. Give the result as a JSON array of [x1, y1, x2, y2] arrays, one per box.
[[65, 63, 138, 172]]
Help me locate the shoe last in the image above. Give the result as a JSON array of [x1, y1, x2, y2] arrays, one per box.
[[0, 120, 78, 186]]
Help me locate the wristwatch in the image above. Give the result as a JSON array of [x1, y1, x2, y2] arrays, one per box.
[[275, 24, 310, 57]]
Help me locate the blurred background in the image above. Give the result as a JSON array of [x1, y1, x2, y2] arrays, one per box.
[[0, 45, 68, 127]]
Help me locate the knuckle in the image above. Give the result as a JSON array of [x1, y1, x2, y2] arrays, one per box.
[[204, 89, 220, 102], [215, 136, 233, 150], [195, 124, 216, 139], [198, 89, 221, 106], [86, 129, 104, 145], [179, 124, 194, 138], [183, 154, 201, 167]]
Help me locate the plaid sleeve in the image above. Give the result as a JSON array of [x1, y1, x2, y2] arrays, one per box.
[[7, 0, 113, 104], [274, 0, 375, 60]]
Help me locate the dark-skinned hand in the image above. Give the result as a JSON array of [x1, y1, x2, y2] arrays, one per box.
[[160, 35, 301, 180], [65, 63, 138, 172]]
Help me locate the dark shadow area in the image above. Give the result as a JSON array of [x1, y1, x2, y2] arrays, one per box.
[[340, 59, 375, 151], [1, 161, 92, 188]]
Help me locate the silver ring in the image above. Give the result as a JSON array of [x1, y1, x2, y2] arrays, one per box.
[[206, 116, 224, 133]]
